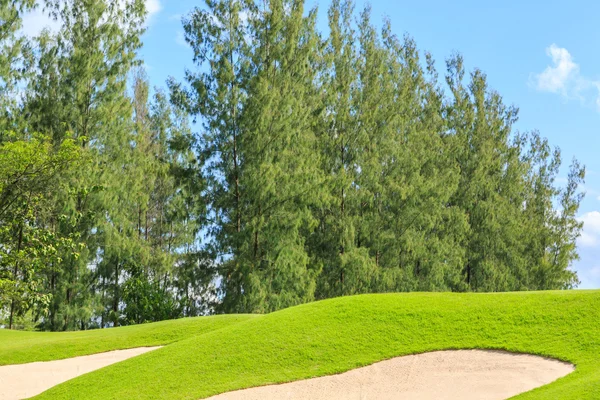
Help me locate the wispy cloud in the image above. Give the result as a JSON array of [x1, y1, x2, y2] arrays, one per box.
[[578, 211, 600, 248], [531, 44, 600, 112], [146, 0, 162, 21], [20, 7, 60, 37], [21, 0, 162, 37], [533, 44, 579, 94], [175, 30, 188, 48]]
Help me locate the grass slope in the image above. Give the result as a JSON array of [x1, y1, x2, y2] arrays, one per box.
[[19, 291, 600, 399], [0, 315, 255, 366]]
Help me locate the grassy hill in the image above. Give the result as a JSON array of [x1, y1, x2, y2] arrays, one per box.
[[0, 314, 255, 366], [2, 291, 600, 399]]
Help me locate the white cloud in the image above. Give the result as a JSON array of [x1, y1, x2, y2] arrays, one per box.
[[145, 0, 162, 20], [531, 44, 600, 111], [21, 0, 161, 38], [579, 231, 598, 247], [577, 211, 600, 248], [533, 44, 579, 94], [20, 7, 60, 37]]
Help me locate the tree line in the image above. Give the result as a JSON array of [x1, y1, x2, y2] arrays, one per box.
[[0, 0, 584, 330]]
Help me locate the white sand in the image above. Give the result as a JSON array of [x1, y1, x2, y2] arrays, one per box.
[[207, 350, 574, 400], [0, 347, 160, 400]]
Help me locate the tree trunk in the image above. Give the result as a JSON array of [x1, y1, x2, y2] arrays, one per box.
[[466, 262, 471, 286], [138, 205, 142, 238], [8, 223, 24, 329], [253, 206, 261, 260], [229, 9, 241, 236], [339, 136, 345, 288], [101, 276, 105, 328], [113, 257, 119, 327]]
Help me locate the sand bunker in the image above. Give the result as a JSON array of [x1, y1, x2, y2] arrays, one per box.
[[207, 350, 574, 400], [0, 348, 574, 400], [0, 347, 160, 400]]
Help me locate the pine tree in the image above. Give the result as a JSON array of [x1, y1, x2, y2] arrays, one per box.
[[171, 0, 252, 312], [122, 71, 209, 323], [313, 0, 366, 298], [0, 0, 35, 135], [24, 0, 147, 330], [2, 0, 585, 325], [234, 0, 326, 312]]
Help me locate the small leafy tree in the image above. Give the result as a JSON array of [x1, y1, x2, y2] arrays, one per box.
[[0, 135, 83, 328]]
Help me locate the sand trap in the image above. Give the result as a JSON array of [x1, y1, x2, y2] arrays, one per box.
[[207, 350, 574, 400], [0, 347, 160, 400]]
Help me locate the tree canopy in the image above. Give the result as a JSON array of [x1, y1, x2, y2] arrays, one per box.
[[0, 0, 585, 329]]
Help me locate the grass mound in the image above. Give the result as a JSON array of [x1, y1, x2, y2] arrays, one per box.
[[0, 314, 255, 366], [7, 291, 600, 399]]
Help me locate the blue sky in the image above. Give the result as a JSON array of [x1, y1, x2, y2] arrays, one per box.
[[24, 0, 600, 288]]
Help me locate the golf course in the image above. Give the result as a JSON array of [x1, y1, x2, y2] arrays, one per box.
[[2, 0, 600, 399], [2, 291, 599, 399]]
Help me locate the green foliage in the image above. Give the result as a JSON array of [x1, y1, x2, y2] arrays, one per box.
[[16, 0, 208, 331], [0, 135, 83, 328], [0, 0, 587, 329], [0, 135, 82, 217], [27, 291, 600, 400], [172, 0, 328, 313], [122, 264, 181, 325], [0, 0, 35, 132], [19, 0, 150, 331], [174, 0, 584, 313]]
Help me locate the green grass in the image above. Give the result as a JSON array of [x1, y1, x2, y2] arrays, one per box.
[[6, 291, 600, 399], [0, 314, 255, 366]]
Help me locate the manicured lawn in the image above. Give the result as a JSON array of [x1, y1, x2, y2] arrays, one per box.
[[10, 291, 600, 399], [0, 314, 255, 366]]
